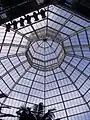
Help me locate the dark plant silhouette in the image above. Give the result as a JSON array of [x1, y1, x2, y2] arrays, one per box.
[[16, 103, 55, 120], [42, 109, 55, 120], [16, 106, 36, 120], [0, 93, 8, 98]]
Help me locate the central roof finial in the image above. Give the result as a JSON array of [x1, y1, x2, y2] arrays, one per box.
[[43, 38, 47, 42]]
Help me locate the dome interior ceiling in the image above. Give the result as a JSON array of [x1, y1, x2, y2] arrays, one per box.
[[0, 5, 90, 120]]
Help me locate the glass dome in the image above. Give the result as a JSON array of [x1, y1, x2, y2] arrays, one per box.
[[26, 38, 64, 71], [0, 5, 90, 120]]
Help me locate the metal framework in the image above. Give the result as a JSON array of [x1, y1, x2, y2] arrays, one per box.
[[0, 4, 90, 120]]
